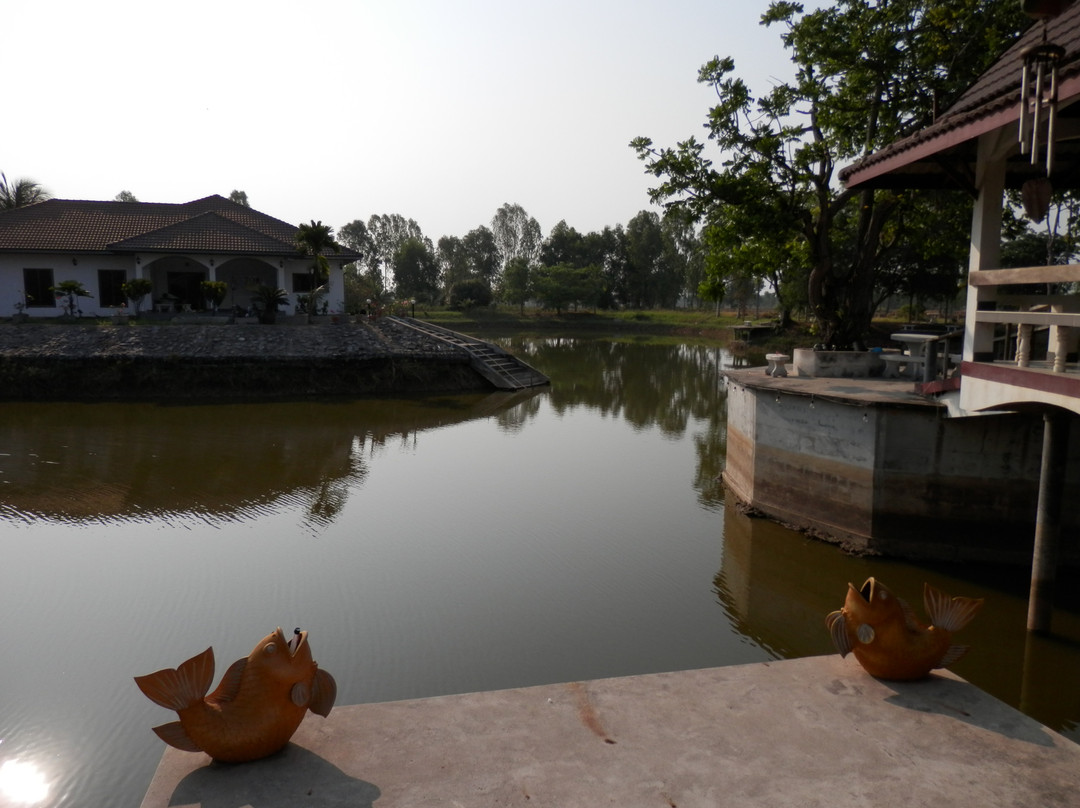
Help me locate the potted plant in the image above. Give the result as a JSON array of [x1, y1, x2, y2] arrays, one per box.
[[50, 280, 92, 319], [12, 294, 30, 323], [252, 284, 288, 324], [201, 280, 228, 313], [121, 278, 153, 318]]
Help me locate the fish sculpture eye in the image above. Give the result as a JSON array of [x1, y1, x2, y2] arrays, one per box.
[[264, 643, 277, 654]]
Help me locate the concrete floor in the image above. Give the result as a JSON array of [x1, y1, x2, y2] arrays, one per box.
[[139, 655, 1080, 807]]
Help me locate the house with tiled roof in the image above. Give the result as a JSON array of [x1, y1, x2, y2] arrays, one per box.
[[0, 195, 358, 318]]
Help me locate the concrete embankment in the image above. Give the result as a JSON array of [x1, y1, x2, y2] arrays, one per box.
[[722, 366, 1080, 566], [139, 655, 1080, 807], [0, 320, 486, 399]]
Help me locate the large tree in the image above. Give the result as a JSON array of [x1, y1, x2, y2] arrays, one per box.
[[632, 0, 1026, 347], [393, 237, 440, 302], [0, 173, 49, 210], [491, 203, 542, 278]]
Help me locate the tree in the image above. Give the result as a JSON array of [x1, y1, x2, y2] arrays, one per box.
[[294, 220, 340, 322], [339, 219, 381, 302], [500, 256, 532, 314], [121, 278, 154, 317], [632, 0, 1026, 347], [115, 190, 139, 203], [392, 237, 440, 302], [50, 280, 92, 317], [462, 226, 500, 289], [437, 235, 469, 302], [532, 264, 604, 314], [365, 214, 431, 294], [491, 203, 542, 278], [229, 190, 250, 207], [0, 173, 49, 210]]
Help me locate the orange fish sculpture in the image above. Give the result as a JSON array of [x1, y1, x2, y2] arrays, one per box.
[[826, 577, 984, 681], [135, 627, 337, 763]]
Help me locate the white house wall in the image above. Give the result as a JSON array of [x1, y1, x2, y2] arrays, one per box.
[[0, 253, 137, 317], [1, 253, 346, 318]]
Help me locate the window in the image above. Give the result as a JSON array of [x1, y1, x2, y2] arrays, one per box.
[[98, 270, 127, 308], [23, 268, 55, 308], [292, 272, 316, 293]]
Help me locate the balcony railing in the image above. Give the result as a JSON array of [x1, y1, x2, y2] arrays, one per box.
[[968, 265, 1080, 371]]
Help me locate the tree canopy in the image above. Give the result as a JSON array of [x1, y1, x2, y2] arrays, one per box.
[[0, 173, 50, 210], [632, 0, 1027, 346]]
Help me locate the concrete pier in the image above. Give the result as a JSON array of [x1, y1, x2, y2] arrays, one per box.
[[139, 655, 1080, 807]]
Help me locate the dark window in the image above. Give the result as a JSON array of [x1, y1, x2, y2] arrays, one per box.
[[99, 270, 127, 308], [23, 268, 55, 308], [292, 272, 316, 293], [166, 271, 206, 310]]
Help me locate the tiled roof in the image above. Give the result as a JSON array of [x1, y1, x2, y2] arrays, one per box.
[[842, 4, 1080, 189], [0, 195, 359, 259]]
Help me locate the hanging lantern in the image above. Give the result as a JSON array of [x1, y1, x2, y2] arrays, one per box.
[[1019, 41, 1066, 176], [1021, 177, 1053, 222]]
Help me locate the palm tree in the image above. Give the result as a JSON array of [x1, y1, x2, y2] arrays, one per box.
[[295, 220, 340, 323], [0, 173, 50, 210]]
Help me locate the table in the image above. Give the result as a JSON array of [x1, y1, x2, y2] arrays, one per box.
[[890, 332, 939, 380]]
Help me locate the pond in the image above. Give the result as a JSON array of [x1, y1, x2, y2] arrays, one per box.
[[1, 335, 1078, 808]]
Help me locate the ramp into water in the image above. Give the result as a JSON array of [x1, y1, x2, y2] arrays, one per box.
[[387, 316, 549, 390]]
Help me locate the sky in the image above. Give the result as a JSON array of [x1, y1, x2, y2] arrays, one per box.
[[7, 0, 801, 244]]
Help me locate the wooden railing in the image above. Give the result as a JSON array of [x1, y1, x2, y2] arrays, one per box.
[[967, 264, 1080, 371]]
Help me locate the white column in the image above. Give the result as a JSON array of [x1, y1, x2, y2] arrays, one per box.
[[964, 131, 1008, 363]]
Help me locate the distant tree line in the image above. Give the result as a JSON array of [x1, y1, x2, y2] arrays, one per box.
[[335, 203, 708, 315]]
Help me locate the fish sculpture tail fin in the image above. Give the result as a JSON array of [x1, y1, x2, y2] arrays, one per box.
[[825, 610, 852, 657], [135, 647, 215, 711], [924, 584, 985, 633]]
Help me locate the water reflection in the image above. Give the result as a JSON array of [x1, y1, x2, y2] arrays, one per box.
[[717, 493, 1080, 738], [0, 391, 542, 528], [496, 338, 728, 508], [0, 759, 50, 805]]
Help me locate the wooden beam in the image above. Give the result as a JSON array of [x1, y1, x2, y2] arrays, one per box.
[[969, 265, 1080, 286], [975, 311, 1080, 327]]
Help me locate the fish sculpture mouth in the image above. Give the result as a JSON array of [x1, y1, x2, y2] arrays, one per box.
[[283, 627, 307, 657], [849, 577, 876, 604]]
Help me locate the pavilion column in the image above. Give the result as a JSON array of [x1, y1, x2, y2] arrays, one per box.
[[1027, 411, 1071, 633], [964, 132, 1007, 363]]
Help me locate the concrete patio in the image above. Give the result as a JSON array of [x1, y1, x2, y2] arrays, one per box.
[[139, 654, 1080, 807]]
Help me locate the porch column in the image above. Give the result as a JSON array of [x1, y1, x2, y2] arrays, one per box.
[[1027, 410, 1071, 633], [964, 132, 1007, 363]]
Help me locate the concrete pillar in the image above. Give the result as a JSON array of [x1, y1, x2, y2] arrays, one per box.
[[964, 132, 1007, 362], [1027, 410, 1071, 633]]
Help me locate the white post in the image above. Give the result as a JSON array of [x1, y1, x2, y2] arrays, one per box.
[[964, 132, 1008, 363]]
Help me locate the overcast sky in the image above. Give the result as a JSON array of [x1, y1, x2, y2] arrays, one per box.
[[8, 0, 802, 244]]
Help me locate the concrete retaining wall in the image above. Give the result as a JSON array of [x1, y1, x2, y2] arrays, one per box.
[[723, 371, 1080, 565]]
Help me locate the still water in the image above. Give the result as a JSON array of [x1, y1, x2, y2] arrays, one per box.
[[0, 336, 1078, 807]]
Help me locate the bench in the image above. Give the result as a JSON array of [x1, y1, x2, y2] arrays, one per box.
[[882, 353, 925, 379]]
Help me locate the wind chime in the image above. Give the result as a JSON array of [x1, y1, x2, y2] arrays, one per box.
[[1018, 0, 1072, 220]]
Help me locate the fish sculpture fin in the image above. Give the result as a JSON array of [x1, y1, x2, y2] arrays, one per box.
[[134, 647, 215, 711], [209, 658, 247, 705], [151, 721, 203, 753], [936, 643, 970, 669], [309, 668, 338, 717], [825, 611, 851, 657], [290, 681, 310, 708], [924, 583, 985, 633]]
